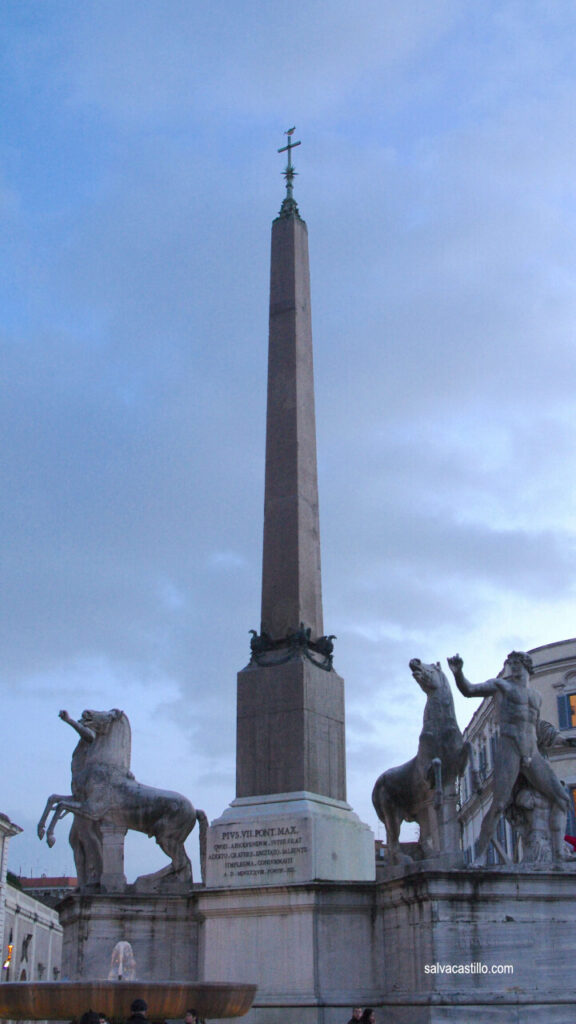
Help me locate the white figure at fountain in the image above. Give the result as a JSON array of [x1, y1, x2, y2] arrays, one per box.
[[108, 940, 137, 981]]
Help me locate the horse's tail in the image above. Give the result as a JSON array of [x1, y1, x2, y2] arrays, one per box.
[[196, 809, 208, 884], [371, 772, 390, 824]]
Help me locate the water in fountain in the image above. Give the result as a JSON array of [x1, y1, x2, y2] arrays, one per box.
[[108, 942, 137, 982]]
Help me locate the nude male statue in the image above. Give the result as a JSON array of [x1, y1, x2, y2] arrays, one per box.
[[448, 651, 570, 864]]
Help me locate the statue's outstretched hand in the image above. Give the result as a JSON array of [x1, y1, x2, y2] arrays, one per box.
[[447, 654, 463, 675], [59, 709, 70, 721]]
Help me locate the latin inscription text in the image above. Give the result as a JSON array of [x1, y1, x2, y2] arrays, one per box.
[[208, 823, 308, 880]]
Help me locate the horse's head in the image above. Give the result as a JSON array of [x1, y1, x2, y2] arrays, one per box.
[[409, 659, 446, 694], [80, 708, 126, 735]]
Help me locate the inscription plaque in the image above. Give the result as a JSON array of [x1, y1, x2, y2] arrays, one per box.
[[205, 793, 375, 888], [208, 821, 310, 883]]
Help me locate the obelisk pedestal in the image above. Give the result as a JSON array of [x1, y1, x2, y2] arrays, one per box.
[[206, 652, 373, 888]]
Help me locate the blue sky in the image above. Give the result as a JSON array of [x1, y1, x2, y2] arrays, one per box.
[[4, 0, 576, 879]]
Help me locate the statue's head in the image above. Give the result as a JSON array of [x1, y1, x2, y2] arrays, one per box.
[[500, 651, 534, 680]]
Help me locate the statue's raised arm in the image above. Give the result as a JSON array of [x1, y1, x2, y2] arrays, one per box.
[[447, 654, 499, 698]]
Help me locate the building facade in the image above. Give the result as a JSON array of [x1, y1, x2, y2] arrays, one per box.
[[0, 814, 22, 978], [459, 638, 576, 863], [18, 877, 77, 911], [0, 815, 63, 984]]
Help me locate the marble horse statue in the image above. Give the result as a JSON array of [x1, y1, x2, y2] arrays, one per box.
[[372, 659, 470, 864], [37, 708, 207, 889]]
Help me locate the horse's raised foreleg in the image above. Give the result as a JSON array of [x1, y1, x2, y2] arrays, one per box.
[[38, 794, 71, 840], [45, 804, 72, 848], [45, 798, 82, 847]]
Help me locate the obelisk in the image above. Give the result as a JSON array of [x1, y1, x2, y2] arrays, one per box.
[[260, 135, 324, 645], [206, 133, 374, 887]]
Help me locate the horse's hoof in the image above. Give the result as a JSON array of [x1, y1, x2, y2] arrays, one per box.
[[47, 835, 56, 848], [37, 826, 45, 840]]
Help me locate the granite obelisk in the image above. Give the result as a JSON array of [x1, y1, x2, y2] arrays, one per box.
[[206, 133, 373, 887], [260, 157, 324, 646]]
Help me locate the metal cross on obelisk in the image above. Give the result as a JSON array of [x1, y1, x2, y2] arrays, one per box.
[[278, 126, 301, 199]]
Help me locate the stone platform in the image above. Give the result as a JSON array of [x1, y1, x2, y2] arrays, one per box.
[[377, 865, 576, 1023], [58, 891, 203, 981], [197, 866, 576, 1024], [56, 866, 576, 1023], [199, 880, 382, 1024]]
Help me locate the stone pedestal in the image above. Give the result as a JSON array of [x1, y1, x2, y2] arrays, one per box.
[[237, 657, 346, 802], [100, 823, 127, 892], [197, 865, 576, 1024], [377, 866, 576, 1023], [199, 881, 382, 1024], [58, 892, 202, 981], [206, 791, 374, 887]]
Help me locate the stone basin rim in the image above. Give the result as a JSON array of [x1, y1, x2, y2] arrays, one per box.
[[0, 981, 258, 1020]]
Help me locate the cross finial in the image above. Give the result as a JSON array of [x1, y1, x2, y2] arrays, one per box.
[[277, 127, 302, 219]]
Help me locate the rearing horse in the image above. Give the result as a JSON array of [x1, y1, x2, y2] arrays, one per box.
[[38, 708, 207, 888], [372, 659, 469, 865]]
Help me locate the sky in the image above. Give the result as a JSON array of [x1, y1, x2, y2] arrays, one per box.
[[4, 0, 576, 882]]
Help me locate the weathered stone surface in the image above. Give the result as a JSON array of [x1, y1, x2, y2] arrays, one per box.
[[58, 892, 202, 981], [200, 866, 576, 1023], [236, 656, 346, 801], [261, 211, 323, 643], [377, 866, 576, 1022], [199, 881, 382, 1024], [206, 791, 374, 887]]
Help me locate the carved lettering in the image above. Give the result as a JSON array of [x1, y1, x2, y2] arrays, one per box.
[[209, 820, 309, 881]]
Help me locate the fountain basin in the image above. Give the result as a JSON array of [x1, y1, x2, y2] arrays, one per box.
[[0, 981, 257, 1021]]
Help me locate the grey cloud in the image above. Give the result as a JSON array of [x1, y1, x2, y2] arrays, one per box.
[[39, 1, 460, 124]]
